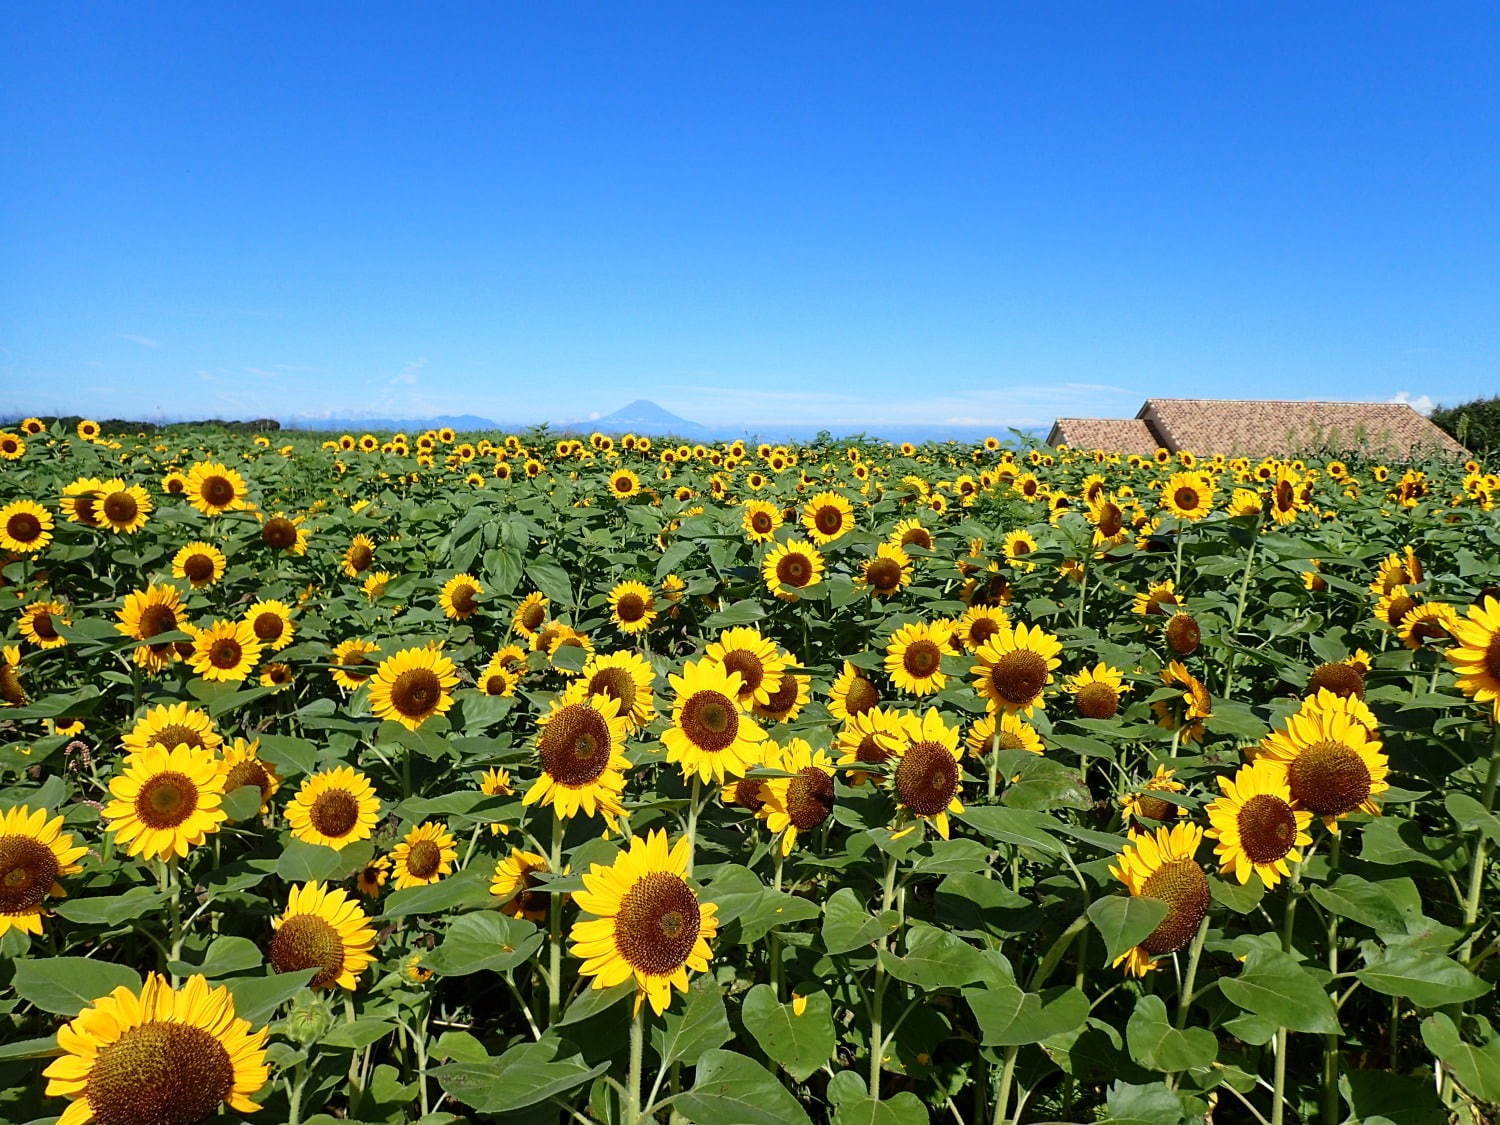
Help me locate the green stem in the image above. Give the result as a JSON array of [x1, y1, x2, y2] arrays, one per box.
[[991, 1044, 1020, 1125], [547, 812, 565, 1026], [1322, 834, 1342, 1125], [1176, 916, 1209, 1028], [868, 848, 900, 1098], [1458, 723, 1500, 958], [770, 847, 785, 996], [1221, 537, 1257, 696], [627, 1002, 645, 1123], [987, 731, 1000, 801], [1272, 853, 1307, 1125], [684, 776, 703, 875]]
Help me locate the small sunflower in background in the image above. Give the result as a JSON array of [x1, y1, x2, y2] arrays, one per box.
[[0, 805, 87, 937], [103, 743, 227, 860], [268, 883, 377, 991], [608, 467, 641, 499], [1447, 595, 1500, 720], [0, 499, 54, 554], [761, 539, 825, 601], [522, 688, 631, 820], [172, 541, 227, 588], [856, 543, 912, 598], [741, 499, 782, 542], [801, 490, 855, 544], [329, 638, 380, 692], [19, 417, 45, 436], [1205, 760, 1311, 888], [880, 708, 965, 839], [607, 580, 656, 634], [341, 533, 376, 577], [663, 658, 767, 784], [74, 418, 101, 441], [1063, 662, 1129, 720], [570, 829, 719, 1015], [577, 651, 656, 730], [187, 619, 262, 683], [121, 701, 222, 756], [368, 645, 458, 730], [1121, 764, 1187, 825], [19, 601, 70, 650], [259, 661, 294, 692], [362, 570, 393, 600], [1131, 580, 1179, 617], [1002, 528, 1038, 571], [1108, 822, 1210, 976], [1152, 661, 1213, 744], [243, 599, 295, 652], [390, 821, 458, 890], [970, 621, 1062, 714], [43, 973, 270, 1125], [1160, 472, 1217, 521], [260, 511, 310, 554], [286, 766, 381, 850], [704, 626, 787, 708], [491, 848, 552, 921], [761, 739, 836, 855], [184, 460, 249, 516], [884, 620, 954, 697], [161, 469, 189, 494], [476, 654, 520, 698], [439, 573, 484, 620], [355, 855, 391, 898], [965, 710, 1043, 757], [512, 592, 549, 638]]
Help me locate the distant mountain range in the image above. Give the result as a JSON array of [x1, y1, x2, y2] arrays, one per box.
[[279, 400, 1042, 444]]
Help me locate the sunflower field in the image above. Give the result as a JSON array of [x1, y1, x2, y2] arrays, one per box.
[[1, 417, 1499, 1125]]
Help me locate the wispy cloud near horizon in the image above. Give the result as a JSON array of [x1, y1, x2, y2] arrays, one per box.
[[115, 333, 161, 349]]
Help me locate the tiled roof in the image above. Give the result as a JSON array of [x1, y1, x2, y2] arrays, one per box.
[[1137, 399, 1466, 458], [1046, 418, 1160, 454]]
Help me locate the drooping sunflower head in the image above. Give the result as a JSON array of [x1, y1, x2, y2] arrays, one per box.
[[663, 658, 767, 783], [884, 620, 955, 697], [1151, 661, 1213, 743], [880, 708, 965, 839], [491, 848, 552, 921], [390, 821, 458, 890], [286, 766, 380, 850], [607, 580, 656, 634], [439, 573, 485, 620], [1369, 547, 1423, 597], [0, 804, 88, 937], [761, 539, 826, 601], [1108, 822, 1210, 976], [523, 689, 631, 820], [1205, 760, 1312, 888], [1164, 611, 1201, 657], [368, 645, 459, 731], [268, 882, 377, 990], [1064, 662, 1129, 720], [970, 621, 1062, 714], [104, 743, 227, 860]]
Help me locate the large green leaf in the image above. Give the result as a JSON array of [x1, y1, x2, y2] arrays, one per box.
[[653, 977, 731, 1067], [1125, 995, 1217, 1072], [1219, 950, 1339, 1034], [434, 1042, 609, 1114], [821, 886, 899, 954], [424, 911, 546, 976], [878, 924, 985, 989], [1086, 896, 1169, 964], [225, 969, 318, 1025], [1420, 1014, 1500, 1102], [1357, 948, 1489, 1008], [52, 886, 163, 926], [740, 985, 836, 1082], [963, 977, 1088, 1046], [826, 1070, 929, 1125], [13, 958, 143, 1016], [674, 1049, 813, 1125]]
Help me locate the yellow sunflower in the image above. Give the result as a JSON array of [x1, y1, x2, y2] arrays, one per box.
[[570, 829, 719, 1015], [341, 534, 376, 578], [761, 739, 836, 855], [43, 973, 270, 1125], [828, 660, 882, 723], [1205, 761, 1312, 888], [886, 517, 934, 553], [115, 583, 187, 673], [491, 848, 552, 921], [704, 626, 787, 707], [608, 467, 641, 498], [856, 543, 912, 597], [1446, 596, 1500, 720], [97, 480, 152, 534], [801, 490, 855, 544], [121, 701, 223, 757], [268, 882, 377, 990], [354, 855, 391, 898], [762, 539, 825, 601], [0, 431, 26, 458], [184, 461, 248, 516], [172, 541, 227, 588], [741, 499, 782, 542], [362, 570, 393, 600], [330, 638, 380, 692], [521, 688, 632, 820], [439, 573, 484, 620], [750, 670, 810, 724], [1107, 822, 1210, 976], [389, 821, 458, 890], [607, 580, 657, 634], [259, 661, 294, 691], [286, 767, 381, 849], [0, 805, 87, 936], [970, 621, 1063, 714], [217, 737, 280, 816], [368, 645, 459, 730], [955, 605, 1010, 653], [885, 620, 955, 696], [1369, 547, 1423, 596], [186, 619, 262, 683], [534, 622, 594, 672], [965, 711, 1043, 757], [1132, 580, 1179, 616], [512, 592, 549, 638], [59, 477, 106, 527], [1257, 704, 1390, 830], [1002, 529, 1038, 572], [0, 499, 54, 553], [477, 654, 520, 698], [577, 650, 656, 730], [1160, 472, 1217, 521], [1063, 662, 1129, 720], [19, 601, 70, 649], [103, 744, 227, 860], [879, 708, 966, 839], [243, 599, 295, 653], [1121, 764, 1187, 825], [259, 511, 309, 554], [662, 658, 768, 783], [1374, 584, 1422, 631], [1151, 661, 1213, 744]]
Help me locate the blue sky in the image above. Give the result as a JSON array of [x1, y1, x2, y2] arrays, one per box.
[[2, 3, 1497, 431]]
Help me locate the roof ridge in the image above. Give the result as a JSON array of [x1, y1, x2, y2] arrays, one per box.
[[1144, 397, 1420, 408]]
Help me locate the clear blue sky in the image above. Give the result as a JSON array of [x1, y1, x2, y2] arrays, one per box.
[[3, 3, 1497, 431]]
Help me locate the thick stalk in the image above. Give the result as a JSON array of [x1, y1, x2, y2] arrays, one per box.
[[547, 812, 565, 1025], [1322, 834, 1342, 1125], [1458, 723, 1500, 958], [684, 776, 703, 875], [1175, 916, 1209, 1028], [1271, 855, 1306, 1125], [988, 731, 1000, 801], [627, 1002, 645, 1123], [770, 847, 785, 995], [991, 1044, 1020, 1125], [868, 849, 900, 1098]]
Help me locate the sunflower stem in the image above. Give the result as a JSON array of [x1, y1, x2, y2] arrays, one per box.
[[991, 1044, 1020, 1125], [987, 731, 1000, 801], [770, 847, 785, 996], [627, 1001, 646, 1123], [1321, 833, 1342, 1124], [684, 776, 703, 875], [1175, 915, 1209, 1029], [868, 847, 900, 1098], [1271, 853, 1307, 1125], [547, 812, 565, 1026], [1221, 537, 1257, 697]]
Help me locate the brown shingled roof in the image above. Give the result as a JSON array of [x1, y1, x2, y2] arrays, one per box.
[[1046, 417, 1160, 454], [1136, 399, 1466, 458]]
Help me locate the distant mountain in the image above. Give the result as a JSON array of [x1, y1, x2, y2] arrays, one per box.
[[559, 399, 714, 439]]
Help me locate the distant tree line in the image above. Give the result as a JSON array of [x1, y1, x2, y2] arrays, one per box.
[[0, 416, 282, 434], [1430, 396, 1500, 457]]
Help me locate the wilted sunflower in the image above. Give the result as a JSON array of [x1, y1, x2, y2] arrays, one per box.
[[0, 804, 87, 936], [121, 701, 223, 757], [704, 626, 787, 707], [172, 541, 227, 588], [217, 737, 280, 816], [577, 650, 656, 730], [801, 490, 855, 544], [390, 821, 458, 890], [43, 973, 270, 1125], [1121, 764, 1187, 825], [330, 638, 380, 691], [663, 658, 768, 783], [1205, 761, 1312, 888], [243, 599, 295, 652], [286, 767, 380, 849], [439, 573, 484, 620], [1160, 471, 1217, 521], [19, 601, 69, 649], [1447, 596, 1500, 720], [184, 461, 248, 516], [761, 739, 836, 854], [1063, 662, 1129, 720], [103, 744, 227, 860], [97, 480, 152, 534], [0, 499, 54, 553], [522, 688, 631, 820], [186, 619, 263, 683], [856, 543, 912, 597], [885, 620, 955, 696], [741, 499, 782, 542], [268, 882, 377, 990], [341, 534, 376, 578], [570, 829, 719, 1015], [1108, 822, 1210, 976], [965, 711, 1043, 757], [880, 708, 966, 839], [1152, 661, 1213, 744], [828, 660, 881, 723], [115, 583, 186, 672], [762, 539, 825, 601], [1258, 704, 1389, 829], [368, 645, 458, 730], [970, 621, 1062, 714], [607, 580, 657, 634], [59, 477, 107, 527], [491, 848, 552, 921]]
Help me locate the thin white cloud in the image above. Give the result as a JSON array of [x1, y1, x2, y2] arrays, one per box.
[[1390, 391, 1436, 416], [116, 333, 161, 349], [388, 357, 429, 386]]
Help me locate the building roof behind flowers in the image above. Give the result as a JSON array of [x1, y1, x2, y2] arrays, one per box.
[[1046, 418, 1160, 454]]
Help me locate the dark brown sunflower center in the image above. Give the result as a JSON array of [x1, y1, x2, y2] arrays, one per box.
[[1138, 859, 1210, 955], [103, 492, 138, 523], [139, 604, 177, 641], [224, 760, 271, 799], [894, 741, 959, 816], [1166, 613, 1201, 656], [968, 618, 1001, 648], [787, 767, 835, 830], [269, 913, 346, 989], [538, 704, 612, 786], [1009, 538, 1033, 558], [866, 557, 903, 592], [756, 674, 800, 717], [514, 868, 549, 914], [732, 778, 766, 812], [200, 475, 235, 507], [901, 528, 933, 550], [84, 1020, 234, 1125], [73, 496, 100, 525], [6, 513, 42, 541], [1274, 480, 1295, 510], [208, 638, 243, 670], [1486, 633, 1500, 680], [843, 675, 879, 717], [390, 669, 442, 718], [251, 612, 284, 642], [519, 602, 546, 631], [1384, 595, 1418, 627], [0, 835, 60, 913], [266, 664, 291, 683], [483, 673, 510, 696], [750, 511, 773, 533], [405, 840, 442, 879], [614, 871, 701, 976], [339, 653, 372, 680], [1133, 790, 1177, 822], [30, 611, 57, 639], [854, 733, 890, 766], [309, 790, 360, 838], [721, 651, 765, 695], [988, 651, 1049, 705], [902, 640, 942, 679], [182, 554, 215, 583], [347, 543, 373, 572], [149, 723, 204, 750], [1075, 682, 1119, 719], [615, 593, 647, 622], [1237, 793, 1298, 863], [588, 667, 635, 707], [165, 477, 186, 493], [680, 690, 739, 752], [134, 772, 198, 829], [1098, 503, 1123, 537], [776, 553, 813, 587], [814, 506, 843, 534], [1173, 487, 1200, 510], [1288, 740, 1372, 817], [1307, 662, 1365, 700], [263, 517, 296, 548], [451, 584, 478, 615]]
